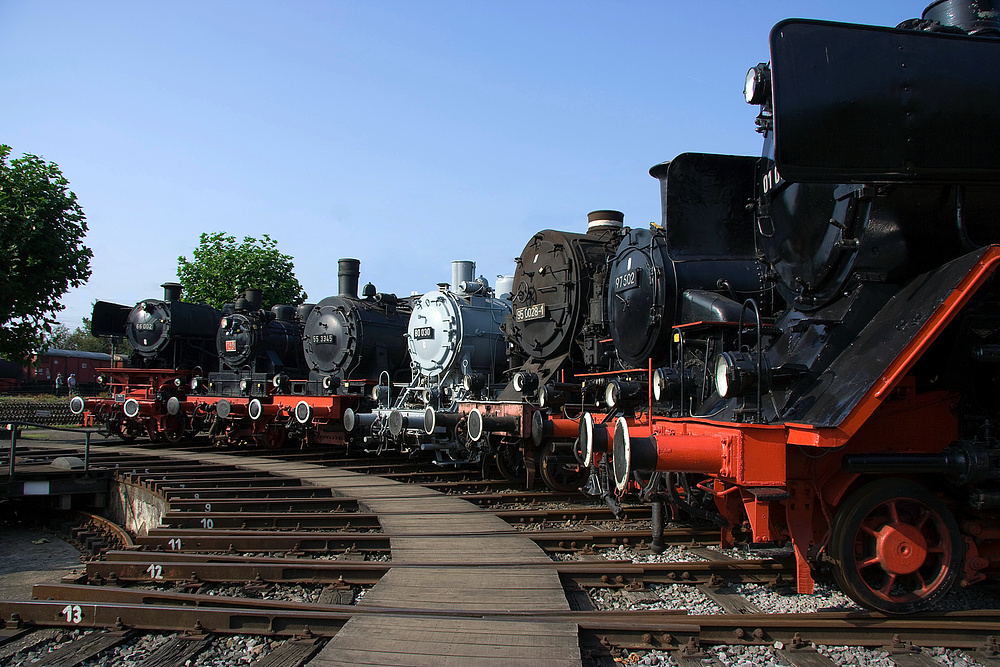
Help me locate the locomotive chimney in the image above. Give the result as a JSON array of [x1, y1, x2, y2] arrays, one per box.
[[587, 210, 625, 234], [162, 282, 182, 302], [244, 288, 263, 311], [339, 258, 361, 298], [922, 0, 1000, 35], [451, 260, 475, 293]]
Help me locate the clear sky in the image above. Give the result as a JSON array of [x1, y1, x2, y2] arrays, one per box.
[[1, 1, 928, 329]]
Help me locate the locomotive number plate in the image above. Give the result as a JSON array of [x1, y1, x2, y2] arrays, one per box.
[[134, 322, 155, 331], [225, 339, 237, 352], [413, 326, 434, 340], [614, 269, 640, 292], [114, 393, 125, 403], [515, 303, 547, 322], [313, 334, 336, 344]]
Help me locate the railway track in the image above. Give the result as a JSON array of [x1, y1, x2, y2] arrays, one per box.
[[5, 432, 1000, 667]]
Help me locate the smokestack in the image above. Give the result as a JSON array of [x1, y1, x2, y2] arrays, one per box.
[[339, 258, 361, 298], [451, 261, 475, 293], [922, 0, 1000, 35], [162, 282, 182, 301], [587, 210, 625, 233], [244, 288, 263, 311]]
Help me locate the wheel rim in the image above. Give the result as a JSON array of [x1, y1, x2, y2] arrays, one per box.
[[831, 478, 961, 614], [495, 445, 525, 484], [163, 415, 185, 444], [850, 498, 951, 603], [538, 441, 588, 492], [262, 428, 286, 449]]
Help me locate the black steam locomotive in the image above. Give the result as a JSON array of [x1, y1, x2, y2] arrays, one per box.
[[599, 0, 1000, 614], [76, 283, 221, 442]]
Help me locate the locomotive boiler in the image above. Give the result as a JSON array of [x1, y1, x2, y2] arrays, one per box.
[[72, 282, 221, 442], [345, 260, 510, 463], [606, 0, 1000, 613], [302, 258, 411, 388]]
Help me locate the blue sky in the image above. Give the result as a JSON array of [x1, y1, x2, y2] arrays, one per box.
[[1, 1, 926, 328]]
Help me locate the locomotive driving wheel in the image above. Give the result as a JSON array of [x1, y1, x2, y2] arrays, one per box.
[[115, 419, 141, 444], [162, 415, 186, 444], [259, 426, 287, 450], [494, 442, 526, 484], [828, 478, 962, 614], [538, 440, 589, 492]]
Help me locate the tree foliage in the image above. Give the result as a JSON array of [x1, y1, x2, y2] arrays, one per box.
[[47, 317, 130, 356], [0, 145, 93, 365], [177, 232, 307, 310]]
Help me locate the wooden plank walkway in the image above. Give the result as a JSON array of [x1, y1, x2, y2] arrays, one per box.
[[24, 434, 582, 666]]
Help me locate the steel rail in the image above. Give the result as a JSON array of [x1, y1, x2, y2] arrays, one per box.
[[7, 592, 1000, 649], [80, 557, 793, 587]]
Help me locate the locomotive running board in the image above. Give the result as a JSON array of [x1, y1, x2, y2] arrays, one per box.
[[788, 245, 1000, 434]]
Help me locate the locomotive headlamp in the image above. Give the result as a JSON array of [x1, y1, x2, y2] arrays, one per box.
[[322, 375, 341, 393], [174, 378, 183, 388], [272, 373, 289, 390], [714, 351, 771, 398], [652, 368, 681, 402], [462, 372, 486, 394], [97, 374, 107, 386], [605, 380, 646, 409], [538, 384, 565, 410], [513, 371, 539, 395], [220, 317, 228, 328], [239, 378, 250, 393], [744, 63, 771, 105], [190, 376, 204, 392]]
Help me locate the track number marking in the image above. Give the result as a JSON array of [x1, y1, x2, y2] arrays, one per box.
[[147, 564, 164, 580], [61, 605, 83, 624], [168, 538, 183, 550]]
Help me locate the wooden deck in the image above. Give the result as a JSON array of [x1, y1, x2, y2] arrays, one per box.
[[24, 434, 583, 666]]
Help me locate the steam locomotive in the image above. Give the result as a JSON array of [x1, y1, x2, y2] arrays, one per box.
[[71, 283, 220, 442], [596, 0, 1000, 613], [181, 260, 411, 449], [345, 260, 510, 464]]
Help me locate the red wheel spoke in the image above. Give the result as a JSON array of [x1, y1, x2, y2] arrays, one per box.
[[887, 500, 901, 527], [879, 573, 897, 597]]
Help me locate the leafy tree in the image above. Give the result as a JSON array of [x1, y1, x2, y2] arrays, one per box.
[[0, 145, 92, 365], [47, 317, 130, 356], [177, 232, 307, 310]]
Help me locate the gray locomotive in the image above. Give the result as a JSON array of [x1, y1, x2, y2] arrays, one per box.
[[345, 260, 510, 464]]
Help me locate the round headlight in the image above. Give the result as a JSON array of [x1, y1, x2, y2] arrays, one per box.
[[744, 63, 770, 105], [715, 355, 732, 398]]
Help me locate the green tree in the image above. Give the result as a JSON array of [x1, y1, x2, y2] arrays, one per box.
[[0, 145, 92, 365], [177, 232, 307, 310], [47, 317, 129, 356]]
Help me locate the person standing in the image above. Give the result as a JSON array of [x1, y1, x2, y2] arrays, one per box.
[[55, 373, 65, 397], [67, 373, 77, 395]]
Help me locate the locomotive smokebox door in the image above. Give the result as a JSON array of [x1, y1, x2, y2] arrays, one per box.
[[769, 19, 1000, 183]]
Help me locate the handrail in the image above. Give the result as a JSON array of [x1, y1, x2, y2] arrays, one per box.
[[3, 422, 100, 476]]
